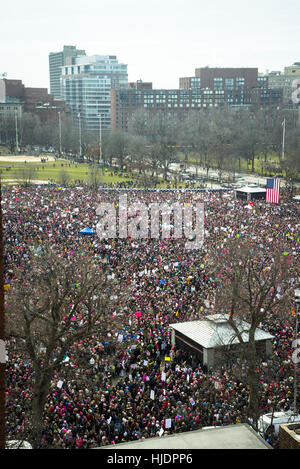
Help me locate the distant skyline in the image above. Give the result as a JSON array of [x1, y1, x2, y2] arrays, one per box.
[[1, 0, 300, 90]]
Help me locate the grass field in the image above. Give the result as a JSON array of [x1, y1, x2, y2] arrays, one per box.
[[0, 156, 177, 187], [0, 160, 132, 185], [0, 151, 289, 188]]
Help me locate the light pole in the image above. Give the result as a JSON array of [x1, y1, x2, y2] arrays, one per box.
[[281, 117, 286, 161], [78, 112, 82, 158], [294, 288, 300, 414], [98, 113, 102, 165], [15, 109, 19, 154], [58, 111, 62, 156]]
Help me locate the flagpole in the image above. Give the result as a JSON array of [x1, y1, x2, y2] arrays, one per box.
[[281, 117, 286, 160]]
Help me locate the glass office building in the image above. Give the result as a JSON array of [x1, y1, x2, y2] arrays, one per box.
[[61, 55, 128, 132], [49, 46, 86, 100]]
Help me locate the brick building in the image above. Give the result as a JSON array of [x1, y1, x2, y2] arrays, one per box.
[[111, 84, 282, 132], [0, 78, 70, 124], [279, 423, 300, 449], [111, 66, 282, 132], [111, 87, 230, 132], [179, 67, 282, 125], [193, 67, 259, 90], [128, 80, 153, 90], [0, 79, 24, 103]]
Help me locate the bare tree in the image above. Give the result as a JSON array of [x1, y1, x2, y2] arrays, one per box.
[[128, 108, 149, 137], [6, 246, 121, 447], [57, 168, 71, 187], [211, 239, 295, 428], [233, 109, 265, 173], [88, 163, 102, 188], [281, 128, 300, 198], [106, 131, 129, 169], [127, 134, 149, 172], [15, 165, 37, 186]]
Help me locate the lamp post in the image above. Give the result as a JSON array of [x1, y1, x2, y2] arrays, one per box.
[[78, 112, 82, 158], [15, 109, 19, 154], [281, 117, 286, 161], [294, 288, 300, 414], [98, 113, 102, 165], [58, 111, 62, 156]]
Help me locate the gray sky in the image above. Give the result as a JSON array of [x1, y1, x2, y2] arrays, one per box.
[[1, 0, 299, 90]]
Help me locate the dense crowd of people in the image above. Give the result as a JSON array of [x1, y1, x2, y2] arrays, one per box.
[[3, 184, 300, 448]]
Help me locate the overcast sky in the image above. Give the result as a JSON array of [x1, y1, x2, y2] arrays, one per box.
[[1, 0, 299, 90]]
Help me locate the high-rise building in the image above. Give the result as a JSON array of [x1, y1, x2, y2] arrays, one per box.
[[49, 45, 86, 99], [61, 54, 128, 132]]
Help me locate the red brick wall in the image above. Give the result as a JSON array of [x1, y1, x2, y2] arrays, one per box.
[[194, 67, 258, 88]]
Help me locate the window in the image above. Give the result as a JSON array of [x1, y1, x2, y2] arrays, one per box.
[[236, 77, 245, 88], [224, 78, 234, 90], [213, 77, 223, 90]]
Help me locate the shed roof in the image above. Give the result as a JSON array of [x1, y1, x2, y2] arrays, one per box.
[[170, 314, 274, 349], [235, 186, 266, 193]]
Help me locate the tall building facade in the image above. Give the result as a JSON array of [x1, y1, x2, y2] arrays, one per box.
[[180, 67, 259, 106], [111, 67, 282, 132], [261, 63, 300, 107], [49, 45, 86, 99], [284, 62, 300, 77], [178, 67, 282, 125], [61, 54, 128, 132], [262, 71, 294, 105], [111, 87, 230, 131]]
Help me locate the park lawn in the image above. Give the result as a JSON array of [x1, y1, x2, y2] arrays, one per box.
[[0, 153, 291, 187], [0, 160, 89, 183], [0, 159, 135, 185]]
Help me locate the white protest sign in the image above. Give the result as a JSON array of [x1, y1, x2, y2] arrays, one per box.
[[165, 419, 172, 429]]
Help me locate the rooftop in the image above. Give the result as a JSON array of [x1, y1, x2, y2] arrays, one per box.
[[170, 314, 274, 348], [235, 186, 266, 193], [101, 424, 271, 450]]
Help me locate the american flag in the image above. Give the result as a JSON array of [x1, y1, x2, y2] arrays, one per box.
[[266, 178, 281, 203]]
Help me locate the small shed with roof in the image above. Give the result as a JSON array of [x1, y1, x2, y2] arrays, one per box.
[[169, 314, 274, 368], [235, 185, 266, 201]]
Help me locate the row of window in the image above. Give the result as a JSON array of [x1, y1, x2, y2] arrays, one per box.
[[213, 77, 245, 90]]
